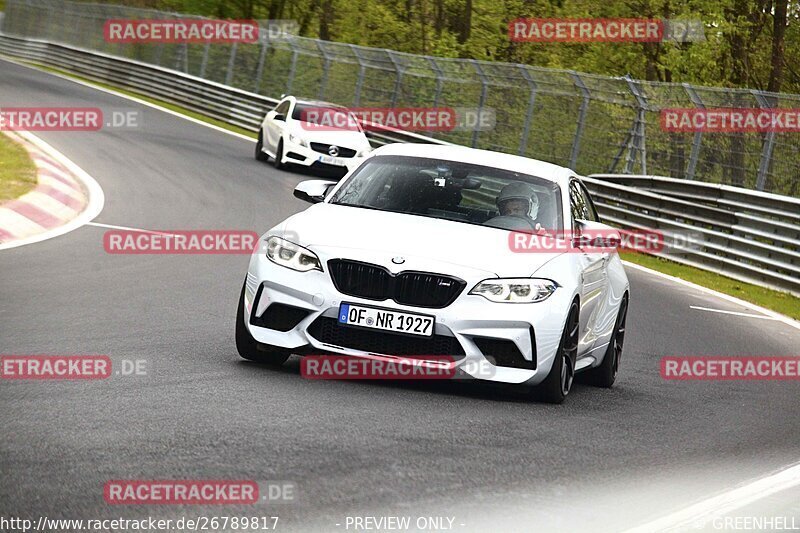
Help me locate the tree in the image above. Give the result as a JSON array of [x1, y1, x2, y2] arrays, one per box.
[[768, 0, 789, 92]]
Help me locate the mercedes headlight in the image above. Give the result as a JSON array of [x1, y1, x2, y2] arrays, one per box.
[[288, 132, 308, 148], [266, 236, 322, 272], [469, 278, 557, 303], [356, 147, 372, 157]]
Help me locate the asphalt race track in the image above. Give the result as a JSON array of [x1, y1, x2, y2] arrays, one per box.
[[2, 58, 799, 532]]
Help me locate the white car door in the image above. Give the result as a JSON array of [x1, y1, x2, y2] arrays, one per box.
[[569, 179, 609, 355], [264, 99, 291, 153]]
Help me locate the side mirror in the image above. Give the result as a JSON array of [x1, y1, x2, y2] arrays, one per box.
[[574, 220, 621, 251], [293, 180, 337, 204], [274, 113, 286, 122]]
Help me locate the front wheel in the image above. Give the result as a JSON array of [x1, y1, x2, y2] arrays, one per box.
[[273, 139, 285, 170], [255, 131, 269, 162], [580, 294, 627, 388], [533, 301, 578, 404], [236, 282, 290, 366]]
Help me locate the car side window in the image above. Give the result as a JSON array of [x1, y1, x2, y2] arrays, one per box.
[[576, 181, 599, 222], [569, 179, 599, 223], [569, 181, 586, 223], [274, 100, 290, 117]]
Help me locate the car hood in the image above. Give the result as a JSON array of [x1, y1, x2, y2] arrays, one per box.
[[273, 203, 564, 278]]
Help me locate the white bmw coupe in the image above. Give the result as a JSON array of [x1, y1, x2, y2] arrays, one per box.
[[237, 144, 629, 403]]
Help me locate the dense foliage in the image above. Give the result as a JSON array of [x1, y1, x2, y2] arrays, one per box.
[[108, 0, 799, 93]]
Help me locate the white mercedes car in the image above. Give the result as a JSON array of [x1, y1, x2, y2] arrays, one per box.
[[255, 95, 373, 177], [237, 144, 629, 403]]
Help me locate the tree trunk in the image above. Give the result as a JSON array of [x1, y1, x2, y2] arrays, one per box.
[[458, 0, 472, 44], [319, 0, 334, 41], [434, 0, 444, 37], [268, 0, 286, 21], [767, 0, 788, 93], [420, 0, 428, 54]]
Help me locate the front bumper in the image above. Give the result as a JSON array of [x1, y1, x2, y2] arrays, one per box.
[[281, 139, 366, 173], [243, 253, 571, 385]]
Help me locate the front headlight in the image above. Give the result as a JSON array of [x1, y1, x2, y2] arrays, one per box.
[[266, 236, 322, 272], [287, 133, 308, 148], [469, 278, 557, 303], [356, 147, 372, 157]]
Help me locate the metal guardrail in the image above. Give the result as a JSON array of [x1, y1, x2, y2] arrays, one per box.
[[4, 0, 800, 197], [0, 34, 435, 147], [585, 175, 800, 296], [0, 34, 797, 296]]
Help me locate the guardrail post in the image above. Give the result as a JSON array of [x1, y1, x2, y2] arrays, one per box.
[[428, 57, 444, 109], [199, 42, 210, 79], [471, 60, 489, 148], [153, 40, 165, 65], [72, 12, 82, 44], [350, 45, 365, 106], [286, 44, 299, 94], [624, 75, 648, 175], [753, 90, 777, 192], [518, 65, 538, 156], [176, 43, 188, 73], [387, 51, 404, 107], [225, 42, 238, 86], [254, 38, 268, 94], [608, 135, 629, 173], [25, 0, 36, 39], [317, 41, 332, 100], [569, 71, 590, 170], [682, 83, 704, 180]]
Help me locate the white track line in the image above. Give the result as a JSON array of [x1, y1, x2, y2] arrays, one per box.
[[623, 461, 800, 532], [622, 261, 800, 332], [86, 221, 176, 236], [0, 131, 105, 251], [689, 305, 779, 320], [0, 56, 256, 143]]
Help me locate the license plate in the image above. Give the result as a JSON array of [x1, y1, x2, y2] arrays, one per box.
[[318, 155, 345, 166], [337, 303, 434, 337]]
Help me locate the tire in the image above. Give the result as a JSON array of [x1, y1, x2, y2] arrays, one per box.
[[255, 131, 269, 162], [236, 282, 290, 366], [580, 294, 628, 388], [533, 301, 578, 404], [273, 139, 285, 170]]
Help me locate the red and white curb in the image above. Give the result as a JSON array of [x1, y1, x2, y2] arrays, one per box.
[[0, 131, 104, 250]]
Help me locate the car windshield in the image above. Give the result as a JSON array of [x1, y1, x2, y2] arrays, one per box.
[[329, 155, 563, 231], [292, 103, 360, 132]]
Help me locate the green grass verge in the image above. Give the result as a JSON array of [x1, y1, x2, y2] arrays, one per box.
[[621, 251, 800, 320], [0, 132, 37, 203], [25, 62, 257, 140]]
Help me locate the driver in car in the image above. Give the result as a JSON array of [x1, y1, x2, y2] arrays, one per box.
[[486, 182, 544, 231]]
